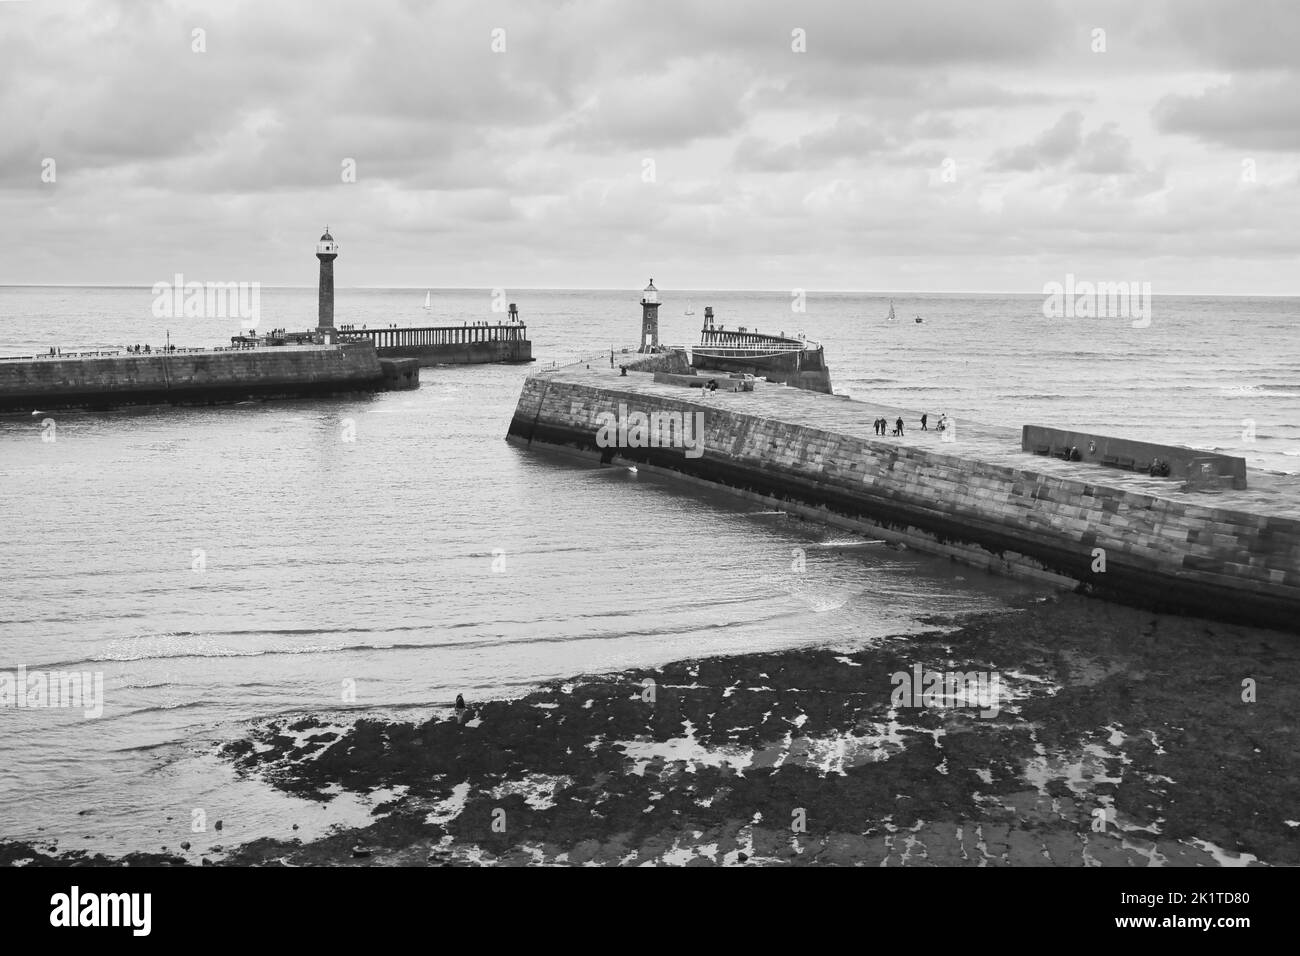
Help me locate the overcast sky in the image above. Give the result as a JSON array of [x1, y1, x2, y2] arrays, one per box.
[[2, 0, 1298, 292]]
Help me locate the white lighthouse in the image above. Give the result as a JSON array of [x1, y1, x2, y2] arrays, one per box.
[[316, 228, 338, 343]]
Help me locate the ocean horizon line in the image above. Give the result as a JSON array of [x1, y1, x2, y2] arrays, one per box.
[[1, 284, 1297, 298]]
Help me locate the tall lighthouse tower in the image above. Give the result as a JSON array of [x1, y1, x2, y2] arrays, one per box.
[[639, 278, 660, 352], [316, 228, 338, 343]]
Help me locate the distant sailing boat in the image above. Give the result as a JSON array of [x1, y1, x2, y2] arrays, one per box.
[[684, 303, 695, 316], [423, 291, 432, 311], [886, 300, 896, 322], [914, 314, 924, 324]]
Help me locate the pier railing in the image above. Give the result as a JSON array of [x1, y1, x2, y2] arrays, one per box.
[[336, 323, 528, 350], [0, 347, 212, 361], [529, 350, 612, 376], [0, 343, 341, 361], [697, 327, 818, 351], [528, 345, 691, 377], [0, 350, 126, 361]]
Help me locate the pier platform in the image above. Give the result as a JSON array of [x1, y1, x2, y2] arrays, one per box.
[[336, 323, 532, 366], [508, 360, 1300, 633], [0, 342, 414, 412]]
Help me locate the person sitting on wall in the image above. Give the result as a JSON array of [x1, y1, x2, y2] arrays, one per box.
[[1069, 446, 1082, 461], [1149, 458, 1171, 477], [620, 365, 628, 376]]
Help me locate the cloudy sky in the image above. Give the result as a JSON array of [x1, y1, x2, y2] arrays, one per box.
[[2, 0, 1298, 292]]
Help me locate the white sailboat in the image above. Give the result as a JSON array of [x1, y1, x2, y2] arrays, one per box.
[[423, 291, 432, 311], [684, 302, 695, 316], [887, 300, 896, 322]]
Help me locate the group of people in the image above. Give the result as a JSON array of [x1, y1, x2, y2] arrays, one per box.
[[124, 344, 177, 354], [873, 413, 950, 437]]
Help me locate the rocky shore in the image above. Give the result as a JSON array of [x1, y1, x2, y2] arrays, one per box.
[[5, 592, 1297, 867]]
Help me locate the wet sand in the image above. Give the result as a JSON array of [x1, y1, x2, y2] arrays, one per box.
[[5, 592, 1298, 867]]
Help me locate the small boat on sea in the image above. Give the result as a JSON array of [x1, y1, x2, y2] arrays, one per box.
[[915, 314, 924, 324], [423, 291, 432, 311], [684, 303, 695, 316], [887, 301, 896, 322]]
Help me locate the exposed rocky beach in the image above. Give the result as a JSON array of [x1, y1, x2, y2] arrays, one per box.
[[6, 592, 1296, 867]]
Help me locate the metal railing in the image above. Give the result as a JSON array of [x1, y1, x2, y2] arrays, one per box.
[[0, 343, 340, 361], [0, 350, 126, 361], [528, 348, 631, 377]]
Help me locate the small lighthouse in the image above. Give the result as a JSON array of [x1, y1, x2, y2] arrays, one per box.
[[639, 278, 660, 352], [316, 228, 338, 343]]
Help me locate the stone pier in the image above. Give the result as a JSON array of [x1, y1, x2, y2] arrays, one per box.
[[507, 360, 1300, 633]]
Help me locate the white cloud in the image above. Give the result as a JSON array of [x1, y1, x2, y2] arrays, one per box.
[[0, 0, 1297, 292]]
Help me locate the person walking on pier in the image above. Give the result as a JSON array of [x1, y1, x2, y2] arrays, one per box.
[[921, 414, 928, 431], [895, 416, 904, 436]]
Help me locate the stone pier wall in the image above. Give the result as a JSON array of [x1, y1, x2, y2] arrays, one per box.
[[1023, 424, 1248, 489], [621, 349, 693, 375], [508, 376, 1300, 632], [375, 340, 532, 365], [0, 344, 388, 411]]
